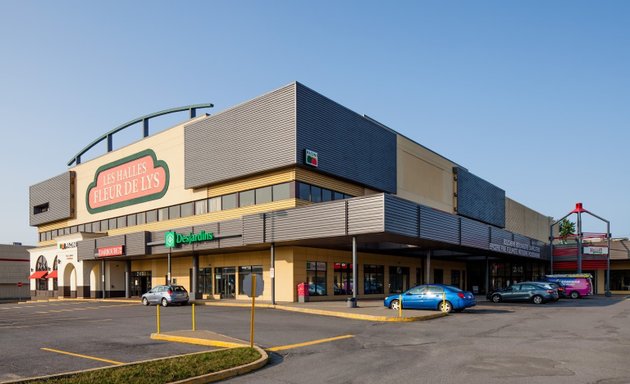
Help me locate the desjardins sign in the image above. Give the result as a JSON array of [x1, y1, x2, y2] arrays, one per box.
[[165, 230, 214, 247]]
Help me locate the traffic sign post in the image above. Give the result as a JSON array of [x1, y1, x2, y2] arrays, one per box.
[[243, 274, 264, 348]]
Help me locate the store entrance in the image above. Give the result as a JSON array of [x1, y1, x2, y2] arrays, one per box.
[[131, 271, 152, 297], [215, 267, 236, 299]]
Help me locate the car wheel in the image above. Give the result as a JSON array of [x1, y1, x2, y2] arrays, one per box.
[[570, 291, 580, 299], [439, 300, 453, 313], [142, 297, 149, 306], [389, 299, 400, 310], [532, 295, 544, 304], [161, 298, 168, 307], [491, 294, 502, 303]]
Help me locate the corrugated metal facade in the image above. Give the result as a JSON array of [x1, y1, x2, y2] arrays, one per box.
[[184, 83, 297, 189], [383, 195, 418, 237], [455, 167, 506, 228], [419, 206, 461, 245], [29, 171, 75, 226], [296, 83, 397, 194]]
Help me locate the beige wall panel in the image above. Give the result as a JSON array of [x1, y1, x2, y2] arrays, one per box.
[[207, 169, 296, 197], [505, 198, 552, 243], [69, 122, 208, 227], [396, 136, 455, 213], [275, 247, 296, 302]]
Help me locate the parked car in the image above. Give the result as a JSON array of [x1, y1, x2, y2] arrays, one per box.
[[487, 282, 558, 304], [141, 285, 189, 306], [384, 284, 476, 314], [544, 274, 593, 299], [536, 281, 565, 299]]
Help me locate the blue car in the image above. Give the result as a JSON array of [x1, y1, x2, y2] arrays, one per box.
[[384, 284, 476, 313]]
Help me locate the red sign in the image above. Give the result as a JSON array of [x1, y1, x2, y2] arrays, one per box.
[[17, 282, 23, 288], [86, 149, 169, 214], [98, 245, 124, 258]]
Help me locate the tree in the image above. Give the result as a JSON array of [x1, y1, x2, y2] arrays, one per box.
[[558, 218, 576, 243]]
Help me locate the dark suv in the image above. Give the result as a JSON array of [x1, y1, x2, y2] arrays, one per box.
[[487, 282, 559, 304]]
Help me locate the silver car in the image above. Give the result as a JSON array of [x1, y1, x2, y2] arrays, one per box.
[[141, 285, 189, 306]]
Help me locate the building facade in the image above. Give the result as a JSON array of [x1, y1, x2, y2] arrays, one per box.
[[28, 82, 555, 302], [1, 243, 32, 300]]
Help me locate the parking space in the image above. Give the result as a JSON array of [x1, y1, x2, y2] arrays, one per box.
[[3, 296, 630, 383]]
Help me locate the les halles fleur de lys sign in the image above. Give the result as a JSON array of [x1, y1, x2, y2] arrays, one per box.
[[86, 149, 169, 213]]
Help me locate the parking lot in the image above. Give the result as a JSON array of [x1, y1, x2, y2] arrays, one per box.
[[2, 296, 630, 383]]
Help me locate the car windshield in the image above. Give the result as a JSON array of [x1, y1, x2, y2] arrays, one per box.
[[444, 285, 463, 293]]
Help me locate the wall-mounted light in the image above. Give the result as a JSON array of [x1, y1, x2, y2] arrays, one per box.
[[58, 259, 61, 264], [30, 268, 34, 272]]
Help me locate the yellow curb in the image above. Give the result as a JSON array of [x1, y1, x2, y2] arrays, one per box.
[[151, 333, 247, 348]]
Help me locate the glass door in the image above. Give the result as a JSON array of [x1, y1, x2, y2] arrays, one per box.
[[215, 267, 236, 299]]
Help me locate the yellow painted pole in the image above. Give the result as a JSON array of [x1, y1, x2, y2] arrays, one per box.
[[156, 304, 161, 334], [250, 275, 256, 348], [398, 294, 402, 318], [192, 303, 196, 331], [442, 291, 446, 313]]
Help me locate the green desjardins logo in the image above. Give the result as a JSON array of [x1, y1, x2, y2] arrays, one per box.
[[164, 230, 214, 247]]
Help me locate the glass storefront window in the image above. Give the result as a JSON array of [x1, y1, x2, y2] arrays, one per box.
[[334, 262, 353, 295], [222, 194, 237, 210], [364, 264, 384, 294], [273, 183, 291, 201], [197, 268, 212, 295], [389, 266, 410, 294], [239, 190, 255, 207], [256, 186, 272, 204], [298, 182, 310, 201], [238, 265, 263, 294], [195, 199, 207, 215], [311, 186, 322, 203], [306, 261, 327, 296]]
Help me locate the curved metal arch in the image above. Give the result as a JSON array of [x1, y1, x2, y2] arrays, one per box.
[[67, 103, 213, 166]]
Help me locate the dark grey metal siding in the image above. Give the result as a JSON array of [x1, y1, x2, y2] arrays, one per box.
[[96, 235, 125, 249], [419, 206, 460, 244], [29, 171, 75, 226], [383, 195, 418, 237], [513, 234, 530, 247], [184, 83, 297, 189], [460, 217, 490, 250], [193, 223, 220, 251], [265, 201, 347, 242], [243, 214, 265, 245], [77, 239, 96, 261], [455, 167, 505, 228], [296, 83, 397, 193], [348, 197, 385, 235], [217, 220, 243, 248], [126, 232, 149, 256], [491, 227, 513, 245]]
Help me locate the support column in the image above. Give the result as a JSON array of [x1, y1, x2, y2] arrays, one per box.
[[125, 260, 131, 298], [351, 236, 358, 307], [577, 210, 583, 273], [425, 250, 432, 284], [484, 256, 489, 295], [192, 254, 199, 300], [101, 259, 106, 299], [271, 243, 276, 305], [167, 251, 172, 285]]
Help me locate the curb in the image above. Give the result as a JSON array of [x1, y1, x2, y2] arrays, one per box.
[[1, 346, 267, 384]]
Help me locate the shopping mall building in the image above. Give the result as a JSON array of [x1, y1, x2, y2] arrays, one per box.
[[29, 82, 565, 302]]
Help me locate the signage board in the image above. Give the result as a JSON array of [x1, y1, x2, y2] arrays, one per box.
[[583, 246, 608, 255], [165, 230, 214, 247], [58, 242, 77, 250], [86, 149, 169, 214], [242, 274, 264, 297], [98, 245, 124, 257], [305, 149, 318, 167]]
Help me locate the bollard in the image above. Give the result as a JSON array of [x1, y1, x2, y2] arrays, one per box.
[[192, 303, 196, 331], [398, 294, 403, 318], [156, 304, 161, 334], [442, 292, 446, 313]]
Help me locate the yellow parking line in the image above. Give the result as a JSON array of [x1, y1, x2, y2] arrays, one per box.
[[41, 347, 124, 365], [268, 334, 354, 352]]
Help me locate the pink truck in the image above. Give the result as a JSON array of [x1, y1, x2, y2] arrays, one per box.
[[545, 274, 593, 299]]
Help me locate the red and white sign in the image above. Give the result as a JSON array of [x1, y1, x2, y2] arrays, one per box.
[[98, 245, 124, 257]]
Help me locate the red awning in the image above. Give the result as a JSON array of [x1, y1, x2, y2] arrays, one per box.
[[47, 270, 58, 279], [29, 271, 48, 279]]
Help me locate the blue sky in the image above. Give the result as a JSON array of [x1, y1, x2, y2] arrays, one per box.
[[1, 1, 628, 244]]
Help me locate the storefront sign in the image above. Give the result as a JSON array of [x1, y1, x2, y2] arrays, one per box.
[[489, 239, 541, 258], [98, 245, 125, 257], [583, 246, 608, 255], [305, 149, 318, 167], [58, 241, 77, 250], [164, 230, 214, 247], [86, 149, 169, 214]]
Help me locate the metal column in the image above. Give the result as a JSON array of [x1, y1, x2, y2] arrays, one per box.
[[484, 256, 489, 294], [606, 222, 611, 296], [125, 260, 131, 298], [192, 254, 199, 300], [351, 237, 358, 307], [167, 251, 172, 285], [271, 243, 276, 305], [577, 210, 583, 273], [425, 250, 432, 284], [101, 259, 106, 299]]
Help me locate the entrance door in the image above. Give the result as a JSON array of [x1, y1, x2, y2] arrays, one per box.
[[215, 267, 236, 299], [389, 266, 410, 294], [131, 271, 152, 296]]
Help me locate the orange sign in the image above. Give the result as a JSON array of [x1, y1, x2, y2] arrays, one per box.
[[86, 149, 169, 213]]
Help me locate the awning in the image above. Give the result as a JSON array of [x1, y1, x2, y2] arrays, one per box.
[[47, 270, 58, 279], [29, 271, 48, 279]]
